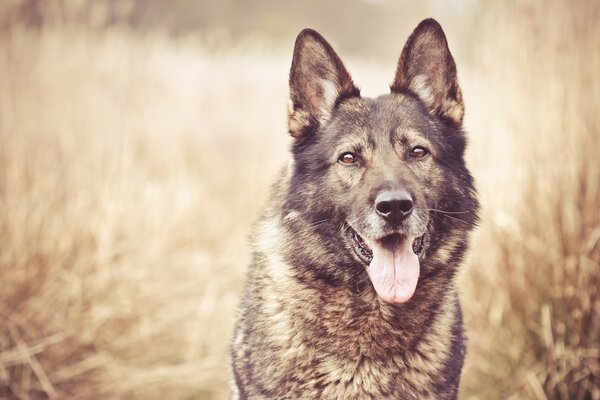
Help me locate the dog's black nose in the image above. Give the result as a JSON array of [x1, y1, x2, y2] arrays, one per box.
[[375, 190, 413, 223]]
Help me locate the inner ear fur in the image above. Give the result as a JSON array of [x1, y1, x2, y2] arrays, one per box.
[[288, 29, 359, 138], [391, 18, 464, 125]]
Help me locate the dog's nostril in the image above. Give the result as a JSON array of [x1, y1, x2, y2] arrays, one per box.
[[398, 199, 413, 214], [376, 201, 392, 215], [375, 190, 414, 222]]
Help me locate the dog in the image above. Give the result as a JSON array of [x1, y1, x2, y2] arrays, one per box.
[[231, 18, 479, 399]]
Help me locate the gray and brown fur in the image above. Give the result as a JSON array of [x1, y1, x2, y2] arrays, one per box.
[[231, 19, 479, 399]]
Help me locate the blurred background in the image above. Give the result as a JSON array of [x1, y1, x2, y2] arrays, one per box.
[[0, 0, 598, 399]]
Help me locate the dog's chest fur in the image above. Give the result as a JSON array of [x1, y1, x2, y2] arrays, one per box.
[[231, 230, 464, 399]]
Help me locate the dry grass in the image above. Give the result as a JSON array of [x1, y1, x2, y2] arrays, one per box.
[[0, 1, 599, 399], [0, 29, 290, 399], [458, 2, 600, 398]]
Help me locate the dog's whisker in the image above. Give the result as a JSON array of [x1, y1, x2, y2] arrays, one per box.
[[285, 216, 330, 229], [427, 208, 471, 215], [428, 209, 471, 225], [306, 218, 329, 228], [345, 217, 360, 227]]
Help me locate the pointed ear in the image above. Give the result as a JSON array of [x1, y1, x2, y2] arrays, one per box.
[[288, 29, 359, 138], [391, 19, 464, 125]]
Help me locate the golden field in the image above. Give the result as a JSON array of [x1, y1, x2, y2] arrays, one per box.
[[0, 1, 598, 399]]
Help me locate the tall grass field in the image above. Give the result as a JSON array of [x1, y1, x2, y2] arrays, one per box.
[[0, 1, 598, 399]]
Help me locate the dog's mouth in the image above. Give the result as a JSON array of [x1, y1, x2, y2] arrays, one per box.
[[345, 223, 426, 263], [344, 223, 427, 304]]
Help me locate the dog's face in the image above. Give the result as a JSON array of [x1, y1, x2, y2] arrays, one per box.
[[282, 20, 478, 304]]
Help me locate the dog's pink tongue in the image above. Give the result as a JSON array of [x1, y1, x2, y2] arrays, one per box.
[[367, 236, 420, 304]]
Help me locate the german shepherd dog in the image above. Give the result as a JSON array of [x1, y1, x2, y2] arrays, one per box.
[[231, 19, 479, 399]]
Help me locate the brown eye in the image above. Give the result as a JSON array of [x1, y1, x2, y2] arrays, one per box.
[[338, 152, 357, 164], [410, 146, 429, 159]]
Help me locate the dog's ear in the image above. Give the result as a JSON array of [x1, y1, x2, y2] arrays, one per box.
[[391, 19, 464, 125], [288, 29, 359, 138]]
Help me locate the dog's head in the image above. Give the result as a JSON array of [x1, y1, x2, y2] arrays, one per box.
[[281, 19, 479, 304]]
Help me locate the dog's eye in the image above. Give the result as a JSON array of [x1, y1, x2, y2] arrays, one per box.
[[338, 152, 357, 164], [410, 146, 429, 159]]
